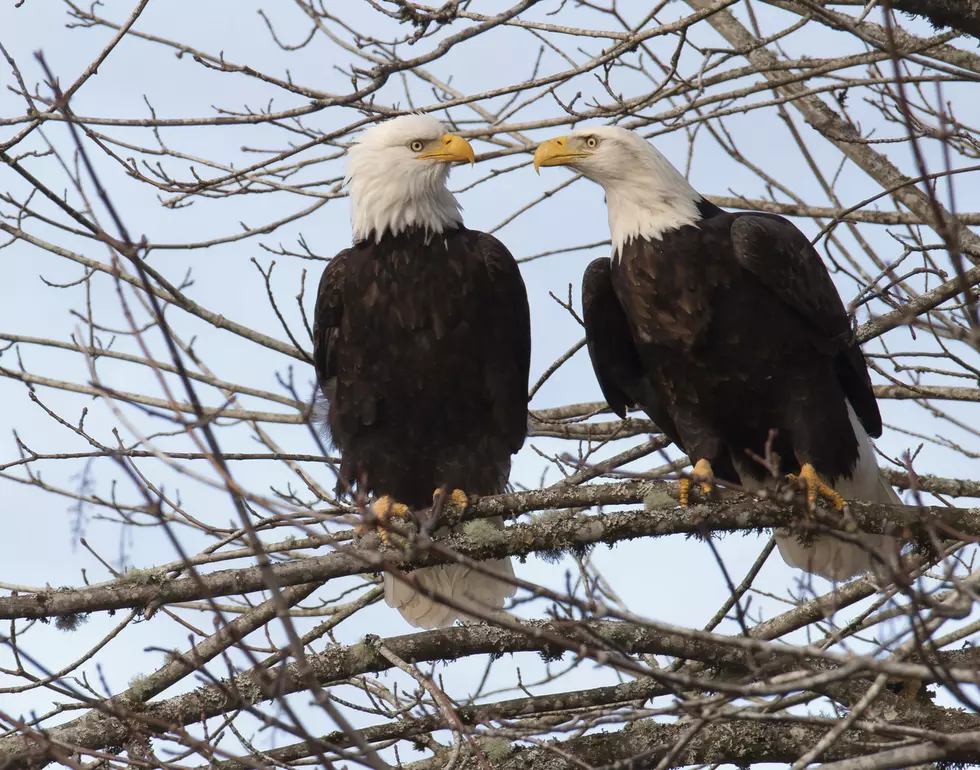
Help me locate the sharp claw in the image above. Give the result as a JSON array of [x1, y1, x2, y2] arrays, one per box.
[[433, 488, 469, 509], [361, 495, 410, 543], [679, 478, 692, 507], [680, 459, 715, 506], [790, 464, 846, 511]]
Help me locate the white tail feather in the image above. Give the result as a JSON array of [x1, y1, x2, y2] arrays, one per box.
[[774, 401, 902, 581], [383, 517, 516, 629]]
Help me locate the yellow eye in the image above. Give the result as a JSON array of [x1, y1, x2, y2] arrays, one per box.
[[585, 136, 598, 149], [410, 140, 425, 152]]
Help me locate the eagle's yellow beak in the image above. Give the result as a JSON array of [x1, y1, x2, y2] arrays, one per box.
[[417, 134, 476, 165], [533, 136, 590, 174]]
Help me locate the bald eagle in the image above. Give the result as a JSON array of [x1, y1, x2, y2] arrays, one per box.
[[313, 115, 529, 627], [534, 126, 899, 581]]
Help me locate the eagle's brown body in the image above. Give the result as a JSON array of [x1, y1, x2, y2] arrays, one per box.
[[313, 223, 529, 627], [584, 203, 880, 488], [534, 124, 900, 580], [314, 225, 531, 507]]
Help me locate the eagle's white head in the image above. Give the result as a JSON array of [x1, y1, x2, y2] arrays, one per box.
[[533, 125, 703, 255], [346, 114, 475, 243]]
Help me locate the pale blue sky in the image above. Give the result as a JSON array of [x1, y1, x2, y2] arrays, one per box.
[[1, 0, 978, 758]]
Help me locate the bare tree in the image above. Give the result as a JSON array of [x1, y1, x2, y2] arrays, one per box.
[[1, 2, 980, 770]]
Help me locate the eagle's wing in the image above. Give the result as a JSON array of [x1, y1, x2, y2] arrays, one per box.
[[472, 231, 532, 454], [312, 248, 351, 403], [581, 257, 682, 447], [729, 214, 881, 437]]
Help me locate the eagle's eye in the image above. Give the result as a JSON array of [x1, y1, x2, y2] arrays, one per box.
[[410, 140, 425, 152], [585, 136, 598, 149]]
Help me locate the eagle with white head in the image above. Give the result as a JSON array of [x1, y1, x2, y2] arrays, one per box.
[[535, 125, 901, 581], [314, 115, 529, 627]]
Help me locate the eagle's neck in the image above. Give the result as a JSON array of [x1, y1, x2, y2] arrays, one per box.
[[363, 223, 462, 250], [598, 148, 713, 258], [349, 166, 463, 244], [607, 193, 701, 257], [613, 198, 726, 265]]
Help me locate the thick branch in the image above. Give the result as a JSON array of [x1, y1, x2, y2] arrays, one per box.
[[0, 482, 971, 620], [408, 719, 980, 770], [685, 0, 980, 262], [3, 616, 977, 770], [710, 195, 980, 225]]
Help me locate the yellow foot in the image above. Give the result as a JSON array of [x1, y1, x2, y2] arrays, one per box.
[[788, 463, 846, 511], [433, 487, 469, 509], [679, 459, 715, 506], [358, 495, 410, 543]]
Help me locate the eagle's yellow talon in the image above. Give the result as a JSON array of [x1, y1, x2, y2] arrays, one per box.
[[433, 488, 469, 509], [679, 478, 692, 507], [360, 495, 410, 544], [693, 458, 715, 497], [680, 459, 714, 506], [789, 463, 846, 511]]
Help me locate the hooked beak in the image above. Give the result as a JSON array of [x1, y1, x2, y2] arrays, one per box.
[[533, 136, 590, 174], [417, 134, 476, 165]]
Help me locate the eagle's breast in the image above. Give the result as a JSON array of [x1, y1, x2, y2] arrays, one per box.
[[612, 228, 732, 350]]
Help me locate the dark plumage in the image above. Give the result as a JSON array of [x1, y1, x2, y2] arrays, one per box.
[[583, 208, 876, 489], [314, 226, 530, 508], [313, 114, 529, 627], [536, 126, 900, 580]]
